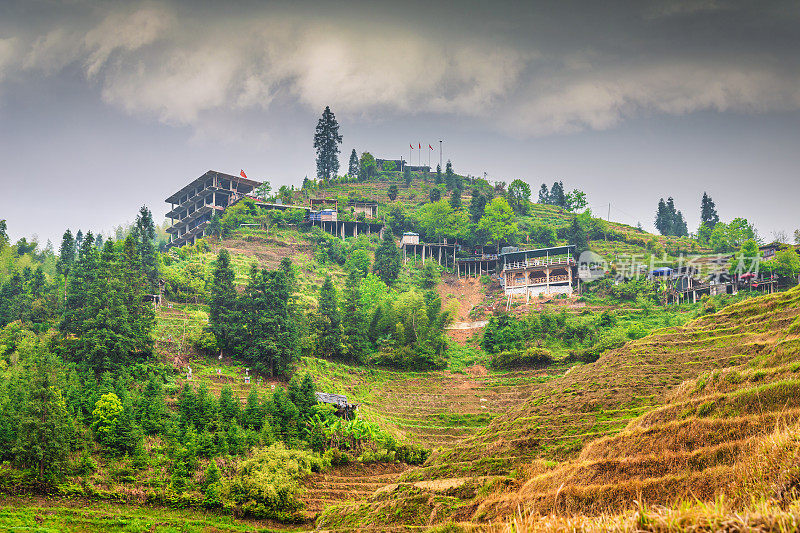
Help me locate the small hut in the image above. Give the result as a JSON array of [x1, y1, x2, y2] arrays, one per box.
[[315, 392, 358, 419]]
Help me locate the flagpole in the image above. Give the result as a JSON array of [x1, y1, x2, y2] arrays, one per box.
[[439, 140, 443, 169]]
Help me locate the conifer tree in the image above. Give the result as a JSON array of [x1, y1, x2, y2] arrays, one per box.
[[209, 249, 239, 355], [316, 275, 342, 358], [435, 164, 442, 184], [700, 192, 719, 229], [538, 183, 550, 204], [313, 106, 343, 181], [240, 265, 298, 376], [429, 187, 441, 202], [373, 230, 401, 285], [14, 353, 72, 485], [549, 181, 567, 208], [120, 235, 155, 356], [450, 188, 462, 209], [219, 384, 241, 424], [341, 270, 369, 362], [61, 232, 98, 336], [445, 160, 455, 190], [134, 206, 159, 291], [348, 149, 359, 178], [56, 229, 76, 279]]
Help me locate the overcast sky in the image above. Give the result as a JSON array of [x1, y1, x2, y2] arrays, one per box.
[[1, 0, 799, 245]]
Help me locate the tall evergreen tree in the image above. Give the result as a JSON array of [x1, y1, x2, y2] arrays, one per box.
[[341, 270, 369, 362], [700, 192, 719, 229], [315, 275, 342, 358], [61, 232, 98, 335], [429, 188, 441, 202], [538, 183, 550, 204], [14, 353, 72, 485], [435, 164, 442, 184], [134, 206, 159, 291], [450, 188, 462, 209], [313, 106, 343, 181], [240, 265, 298, 376], [56, 230, 76, 279], [445, 160, 455, 190], [373, 229, 401, 285], [549, 181, 566, 208], [209, 249, 239, 355], [348, 149, 359, 178]]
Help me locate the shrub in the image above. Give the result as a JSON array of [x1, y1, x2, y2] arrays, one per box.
[[490, 347, 552, 369], [222, 443, 325, 521]]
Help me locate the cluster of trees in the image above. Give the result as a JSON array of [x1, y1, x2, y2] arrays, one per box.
[[309, 229, 453, 369], [655, 197, 688, 237], [208, 250, 298, 377], [538, 181, 587, 212]]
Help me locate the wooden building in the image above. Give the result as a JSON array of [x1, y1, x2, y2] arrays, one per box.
[[499, 245, 577, 297], [165, 170, 261, 248]]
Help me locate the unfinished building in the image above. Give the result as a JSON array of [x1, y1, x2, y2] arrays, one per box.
[[165, 170, 261, 248]]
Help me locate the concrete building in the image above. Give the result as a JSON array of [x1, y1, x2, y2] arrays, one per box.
[[165, 170, 261, 248]]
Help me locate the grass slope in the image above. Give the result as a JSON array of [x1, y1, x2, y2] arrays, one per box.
[[317, 287, 800, 530]]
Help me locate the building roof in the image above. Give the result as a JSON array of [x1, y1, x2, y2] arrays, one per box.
[[499, 245, 576, 262], [315, 392, 351, 407], [165, 170, 261, 204]]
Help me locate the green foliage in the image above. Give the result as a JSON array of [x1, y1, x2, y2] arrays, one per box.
[[490, 347, 553, 369], [711, 218, 757, 253], [506, 179, 531, 214], [314, 106, 342, 181], [344, 248, 371, 277], [388, 184, 399, 201], [222, 443, 324, 521], [373, 230, 401, 285], [315, 275, 342, 358], [478, 197, 518, 249], [655, 197, 688, 237]]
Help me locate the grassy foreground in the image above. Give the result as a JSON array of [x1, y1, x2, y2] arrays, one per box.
[[0, 497, 293, 532]]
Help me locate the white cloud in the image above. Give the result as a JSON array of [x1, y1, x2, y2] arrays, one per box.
[[2, 1, 799, 138], [0, 38, 18, 81]]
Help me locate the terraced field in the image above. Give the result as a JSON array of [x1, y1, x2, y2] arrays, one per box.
[[319, 287, 800, 529]]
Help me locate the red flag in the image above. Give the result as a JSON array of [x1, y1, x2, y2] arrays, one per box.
[[410, 144, 414, 149], [419, 143, 421, 149], [240, 169, 248, 179], [429, 144, 434, 150]]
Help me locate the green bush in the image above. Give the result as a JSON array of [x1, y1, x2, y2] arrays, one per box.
[[490, 347, 552, 369], [222, 443, 326, 521]]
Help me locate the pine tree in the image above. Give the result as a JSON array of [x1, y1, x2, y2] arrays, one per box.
[[445, 160, 455, 190], [316, 275, 342, 358], [435, 164, 442, 184], [348, 149, 359, 178], [134, 206, 159, 291], [61, 232, 98, 335], [450, 188, 462, 209], [388, 184, 398, 201], [403, 165, 412, 186], [700, 192, 719, 229], [373, 229, 401, 285], [242, 387, 264, 430], [219, 384, 241, 424], [120, 235, 155, 357], [655, 198, 668, 235], [56, 230, 76, 279], [313, 106, 343, 181], [538, 184, 550, 204], [341, 270, 369, 362], [429, 188, 441, 202], [240, 266, 298, 376], [14, 353, 72, 485], [209, 249, 239, 355], [77, 239, 134, 372], [549, 182, 566, 208]]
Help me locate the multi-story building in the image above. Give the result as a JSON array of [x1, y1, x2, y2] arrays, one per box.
[[165, 170, 261, 248]]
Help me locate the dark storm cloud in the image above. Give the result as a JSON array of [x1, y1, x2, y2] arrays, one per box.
[[2, 0, 798, 138]]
